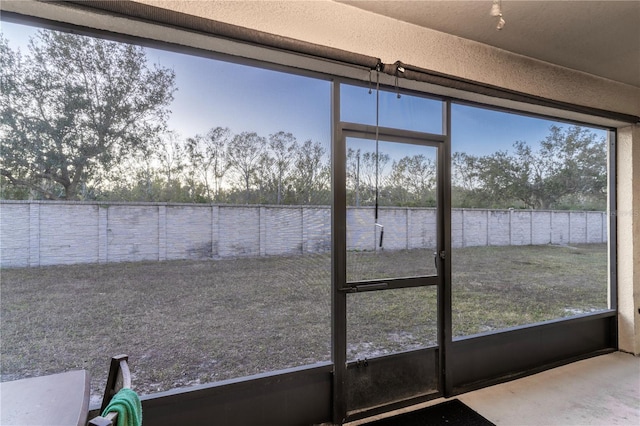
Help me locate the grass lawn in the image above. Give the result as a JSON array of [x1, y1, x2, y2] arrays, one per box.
[[0, 244, 608, 405]]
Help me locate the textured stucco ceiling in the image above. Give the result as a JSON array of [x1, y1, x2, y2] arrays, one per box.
[[337, 0, 640, 88]]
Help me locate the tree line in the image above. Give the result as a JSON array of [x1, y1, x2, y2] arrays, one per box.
[[453, 125, 606, 210], [110, 128, 331, 205], [0, 29, 607, 210]]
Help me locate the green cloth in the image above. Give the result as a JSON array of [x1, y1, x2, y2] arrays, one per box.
[[101, 388, 142, 426]]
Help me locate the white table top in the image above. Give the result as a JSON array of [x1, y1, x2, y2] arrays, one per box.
[[0, 370, 90, 426]]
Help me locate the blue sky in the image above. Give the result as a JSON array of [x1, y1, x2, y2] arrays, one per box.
[[451, 104, 574, 156], [145, 46, 332, 144], [2, 20, 607, 160]]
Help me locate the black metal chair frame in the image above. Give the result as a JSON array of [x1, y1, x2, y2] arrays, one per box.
[[88, 355, 132, 426]]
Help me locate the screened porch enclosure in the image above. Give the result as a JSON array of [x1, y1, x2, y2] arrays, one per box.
[[0, 7, 619, 425]]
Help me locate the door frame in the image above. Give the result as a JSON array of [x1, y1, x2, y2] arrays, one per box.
[[331, 112, 452, 423]]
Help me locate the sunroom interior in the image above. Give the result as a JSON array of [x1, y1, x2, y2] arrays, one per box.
[[0, 1, 638, 425]]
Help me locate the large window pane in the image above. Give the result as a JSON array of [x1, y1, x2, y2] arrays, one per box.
[[451, 103, 610, 337], [0, 21, 331, 405]]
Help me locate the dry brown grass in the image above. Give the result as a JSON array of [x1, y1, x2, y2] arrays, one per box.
[[0, 244, 607, 405]]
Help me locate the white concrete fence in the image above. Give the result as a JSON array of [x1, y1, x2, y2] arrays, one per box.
[[0, 201, 607, 268]]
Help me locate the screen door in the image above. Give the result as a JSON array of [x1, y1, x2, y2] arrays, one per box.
[[334, 127, 446, 419]]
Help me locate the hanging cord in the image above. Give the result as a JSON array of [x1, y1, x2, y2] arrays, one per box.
[[375, 68, 379, 223], [374, 68, 384, 249]]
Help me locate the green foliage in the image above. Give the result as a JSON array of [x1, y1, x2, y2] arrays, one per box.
[[290, 139, 330, 205], [452, 125, 607, 210], [261, 131, 297, 205], [0, 30, 176, 200], [385, 154, 436, 207], [226, 131, 266, 203], [0, 175, 30, 199]]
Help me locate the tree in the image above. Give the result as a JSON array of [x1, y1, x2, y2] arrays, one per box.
[[0, 30, 176, 200], [252, 131, 298, 204], [452, 125, 607, 210], [522, 125, 606, 209], [156, 131, 189, 202], [452, 151, 489, 208], [346, 149, 390, 206], [126, 139, 160, 202], [292, 140, 329, 204], [481, 126, 607, 209], [226, 131, 265, 203], [474, 150, 524, 207], [267, 131, 297, 204], [346, 148, 362, 206], [387, 154, 436, 206], [186, 127, 231, 202]]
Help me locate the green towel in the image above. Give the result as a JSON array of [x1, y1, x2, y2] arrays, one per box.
[[101, 388, 143, 426]]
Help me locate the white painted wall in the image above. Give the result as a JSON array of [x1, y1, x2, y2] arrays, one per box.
[[617, 125, 640, 355]]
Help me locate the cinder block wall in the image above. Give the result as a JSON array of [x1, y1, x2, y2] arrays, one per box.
[[0, 201, 607, 268]]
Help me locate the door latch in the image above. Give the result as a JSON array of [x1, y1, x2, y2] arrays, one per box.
[[434, 250, 446, 271]]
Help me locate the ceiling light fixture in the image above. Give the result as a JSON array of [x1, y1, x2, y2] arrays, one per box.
[[490, 0, 506, 30]]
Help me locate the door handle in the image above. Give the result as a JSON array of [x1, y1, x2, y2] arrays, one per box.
[[355, 282, 389, 292]]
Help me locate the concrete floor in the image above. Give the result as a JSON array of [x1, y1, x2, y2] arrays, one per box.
[[349, 351, 640, 425]]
